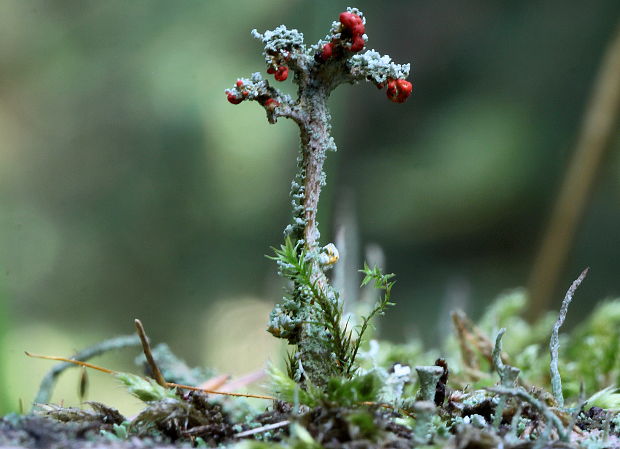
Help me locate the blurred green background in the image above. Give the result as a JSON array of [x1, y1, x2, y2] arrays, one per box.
[[1, 0, 619, 414]]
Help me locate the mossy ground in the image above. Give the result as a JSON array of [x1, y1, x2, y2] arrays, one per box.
[[4, 294, 620, 449], [1, 400, 618, 449]]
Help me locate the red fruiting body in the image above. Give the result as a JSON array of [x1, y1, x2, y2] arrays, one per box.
[[236, 80, 244, 87], [266, 66, 276, 74], [339, 12, 360, 30], [386, 79, 397, 97], [338, 11, 365, 52], [350, 35, 365, 52], [227, 92, 243, 105], [339, 12, 352, 27], [396, 79, 412, 97], [321, 42, 333, 61], [274, 66, 288, 81], [263, 98, 279, 109], [352, 22, 365, 36], [386, 78, 413, 103], [242, 91, 249, 97]]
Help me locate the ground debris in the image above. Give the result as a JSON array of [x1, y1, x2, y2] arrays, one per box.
[[132, 391, 233, 444], [37, 401, 125, 425], [297, 406, 412, 449], [0, 413, 183, 449]]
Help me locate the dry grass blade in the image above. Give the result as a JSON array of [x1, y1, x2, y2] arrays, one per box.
[[527, 19, 620, 319], [134, 318, 167, 387]]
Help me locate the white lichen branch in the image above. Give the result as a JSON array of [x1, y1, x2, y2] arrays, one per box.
[[549, 267, 589, 408]]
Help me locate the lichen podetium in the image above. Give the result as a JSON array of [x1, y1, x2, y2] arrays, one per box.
[[226, 8, 410, 387]]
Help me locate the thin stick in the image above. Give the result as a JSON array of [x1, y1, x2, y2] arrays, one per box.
[[134, 319, 167, 387], [233, 420, 290, 438], [451, 311, 478, 372], [527, 19, 620, 320], [550, 267, 589, 408], [26, 352, 276, 401], [26, 352, 117, 374], [28, 335, 141, 408], [165, 382, 276, 400]]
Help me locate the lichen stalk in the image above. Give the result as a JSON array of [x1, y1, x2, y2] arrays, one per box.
[[412, 401, 436, 444], [295, 92, 332, 251], [488, 386, 568, 442], [492, 328, 520, 428], [415, 366, 444, 402], [226, 7, 411, 386], [549, 267, 589, 408]]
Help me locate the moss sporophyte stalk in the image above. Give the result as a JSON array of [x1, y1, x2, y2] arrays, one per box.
[[226, 7, 409, 387]]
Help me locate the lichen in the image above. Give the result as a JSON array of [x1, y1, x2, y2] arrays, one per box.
[[227, 8, 411, 387]]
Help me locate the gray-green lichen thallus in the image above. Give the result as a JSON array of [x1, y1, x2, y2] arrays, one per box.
[[226, 7, 410, 387]]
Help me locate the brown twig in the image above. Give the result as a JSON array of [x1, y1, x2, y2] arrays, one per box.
[[134, 318, 167, 387], [451, 310, 501, 375], [451, 311, 478, 372], [527, 19, 620, 321], [30, 335, 141, 408], [26, 352, 116, 374], [165, 382, 276, 400], [26, 352, 277, 400]]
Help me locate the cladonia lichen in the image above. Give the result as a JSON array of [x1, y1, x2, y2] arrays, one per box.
[[226, 7, 411, 386]]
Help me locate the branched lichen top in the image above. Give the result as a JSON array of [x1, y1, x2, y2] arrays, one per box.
[[225, 7, 412, 126], [349, 51, 410, 85], [226, 7, 410, 387]]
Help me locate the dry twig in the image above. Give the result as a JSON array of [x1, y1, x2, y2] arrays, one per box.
[[134, 318, 167, 387], [527, 20, 620, 319]]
